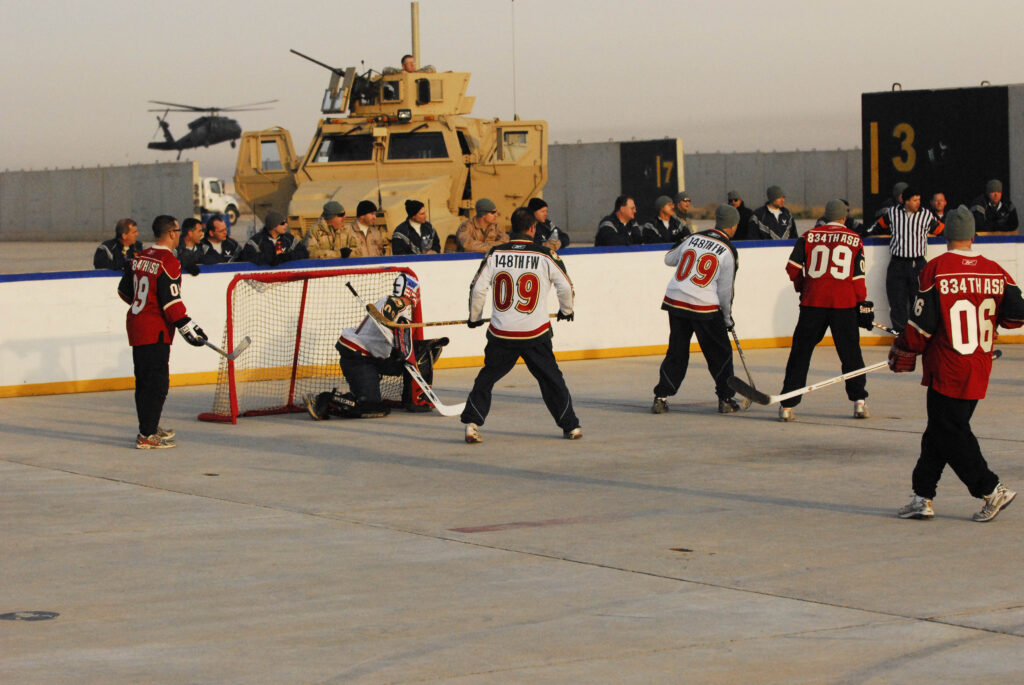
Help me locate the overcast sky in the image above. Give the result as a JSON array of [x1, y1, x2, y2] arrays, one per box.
[[2, 0, 1022, 181]]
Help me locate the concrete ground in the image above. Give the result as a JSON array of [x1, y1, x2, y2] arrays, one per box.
[[2, 347, 1023, 683]]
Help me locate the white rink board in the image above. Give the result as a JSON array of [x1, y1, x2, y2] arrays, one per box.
[[1, 239, 1020, 392]]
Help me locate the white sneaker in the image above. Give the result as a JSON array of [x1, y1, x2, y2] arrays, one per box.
[[156, 426, 175, 440], [854, 399, 869, 419], [778, 406, 795, 422], [897, 494, 934, 519], [651, 397, 668, 414], [464, 423, 482, 444], [973, 484, 1016, 522], [564, 427, 582, 440]]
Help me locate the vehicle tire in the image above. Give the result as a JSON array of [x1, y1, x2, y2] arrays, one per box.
[[226, 205, 239, 224]]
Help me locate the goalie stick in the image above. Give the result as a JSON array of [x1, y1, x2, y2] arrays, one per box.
[[204, 336, 251, 361], [344, 281, 466, 417], [727, 360, 890, 406], [366, 305, 557, 329]]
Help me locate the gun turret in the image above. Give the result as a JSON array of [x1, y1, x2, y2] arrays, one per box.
[[290, 49, 361, 114]]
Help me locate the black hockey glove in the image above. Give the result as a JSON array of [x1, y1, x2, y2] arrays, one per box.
[[857, 301, 874, 331], [557, 311, 574, 322], [389, 347, 407, 363], [175, 318, 208, 347], [467, 319, 485, 328]]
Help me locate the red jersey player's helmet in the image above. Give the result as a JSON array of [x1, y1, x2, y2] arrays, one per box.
[[393, 273, 420, 306]]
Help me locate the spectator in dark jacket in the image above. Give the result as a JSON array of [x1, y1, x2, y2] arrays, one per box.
[[749, 185, 797, 239], [595, 195, 641, 246], [970, 179, 1019, 232], [527, 198, 571, 251], [640, 195, 687, 244], [391, 200, 441, 255], [239, 211, 309, 266], [727, 190, 757, 240], [93, 218, 143, 270], [200, 216, 242, 264], [176, 218, 204, 276]]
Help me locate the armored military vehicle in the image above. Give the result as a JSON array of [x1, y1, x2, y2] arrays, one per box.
[[233, 52, 547, 249]]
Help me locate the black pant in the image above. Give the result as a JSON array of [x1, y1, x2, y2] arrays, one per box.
[[780, 306, 867, 408], [461, 336, 579, 431], [337, 344, 401, 411], [653, 312, 734, 400], [912, 387, 999, 500], [886, 256, 925, 332], [133, 342, 170, 436]]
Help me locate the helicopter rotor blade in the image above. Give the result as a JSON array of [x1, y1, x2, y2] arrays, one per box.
[[218, 99, 279, 110], [148, 100, 207, 111]]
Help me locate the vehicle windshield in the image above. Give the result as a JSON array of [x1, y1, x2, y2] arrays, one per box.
[[387, 132, 449, 160], [313, 134, 374, 163]]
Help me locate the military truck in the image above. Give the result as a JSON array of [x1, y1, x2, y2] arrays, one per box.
[[233, 57, 547, 249]]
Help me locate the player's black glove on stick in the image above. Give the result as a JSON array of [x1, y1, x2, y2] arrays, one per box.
[[557, 311, 574, 322], [725, 315, 735, 332], [857, 301, 874, 331], [175, 318, 208, 347], [389, 347, 406, 362], [467, 319, 485, 328]]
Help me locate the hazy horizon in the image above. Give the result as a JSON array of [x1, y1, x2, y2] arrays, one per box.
[[2, 0, 1022, 181]]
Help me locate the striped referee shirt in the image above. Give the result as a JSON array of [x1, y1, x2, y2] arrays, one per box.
[[871, 205, 943, 258]]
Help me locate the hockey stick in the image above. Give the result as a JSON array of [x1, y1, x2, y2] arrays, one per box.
[[204, 336, 251, 361], [728, 327, 754, 410], [728, 360, 890, 406], [344, 282, 465, 417], [366, 304, 557, 329], [872, 321, 1002, 359]]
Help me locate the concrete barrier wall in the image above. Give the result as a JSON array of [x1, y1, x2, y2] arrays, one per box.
[[546, 145, 862, 243], [1, 238, 1020, 397], [0, 162, 196, 241]]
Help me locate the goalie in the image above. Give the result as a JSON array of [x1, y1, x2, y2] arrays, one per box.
[[306, 274, 448, 419]]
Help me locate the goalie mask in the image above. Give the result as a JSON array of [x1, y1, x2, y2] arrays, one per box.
[[393, 273, 421, 305]]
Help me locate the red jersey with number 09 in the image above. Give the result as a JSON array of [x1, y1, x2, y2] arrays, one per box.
[[902, 250, 1024, 399], [785, 222, 866, 308], [117, 245, 189, 346]]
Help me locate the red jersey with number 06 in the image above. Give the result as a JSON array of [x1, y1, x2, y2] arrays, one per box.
[[785, 222, 866, 308], [902, 250, 1024, 399], [117, 245, 189, 346]]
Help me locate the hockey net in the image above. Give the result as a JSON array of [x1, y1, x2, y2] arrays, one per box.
[[198, 266, 422, 423]]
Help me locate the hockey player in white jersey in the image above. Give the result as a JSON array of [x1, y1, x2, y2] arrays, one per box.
[[652, 204, 743, 414], [461, 207, 581, 443]]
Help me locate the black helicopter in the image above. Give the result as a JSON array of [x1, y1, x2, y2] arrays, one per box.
[[147, 100, 276, 158]]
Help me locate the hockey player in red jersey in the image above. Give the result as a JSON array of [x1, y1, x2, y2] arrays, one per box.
[[117, 215, 208, 449], [890, 206, 1024, 522], [461, 207, 580, 443], [778, 199, 875, 422]]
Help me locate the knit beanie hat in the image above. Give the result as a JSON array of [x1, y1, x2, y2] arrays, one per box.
[[727, 190, 742, 202], [655, 195, 674, 212], [475, 197, 497, 215], [823, 199, 848, 222], [944, 205, 976, 241], [322, 201, 345, 218], [405, 199, 425, 218], [714, 204, 741, 230], [356, 200, 377, 217], [264, 210, 287, 229], [986, 179, 1003, 194], [766, 185, 785, 202], [527, 198, 548, 213], [674, 191, 691, 203]]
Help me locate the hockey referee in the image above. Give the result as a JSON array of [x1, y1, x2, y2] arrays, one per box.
[[869, 186, 944, 332]]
